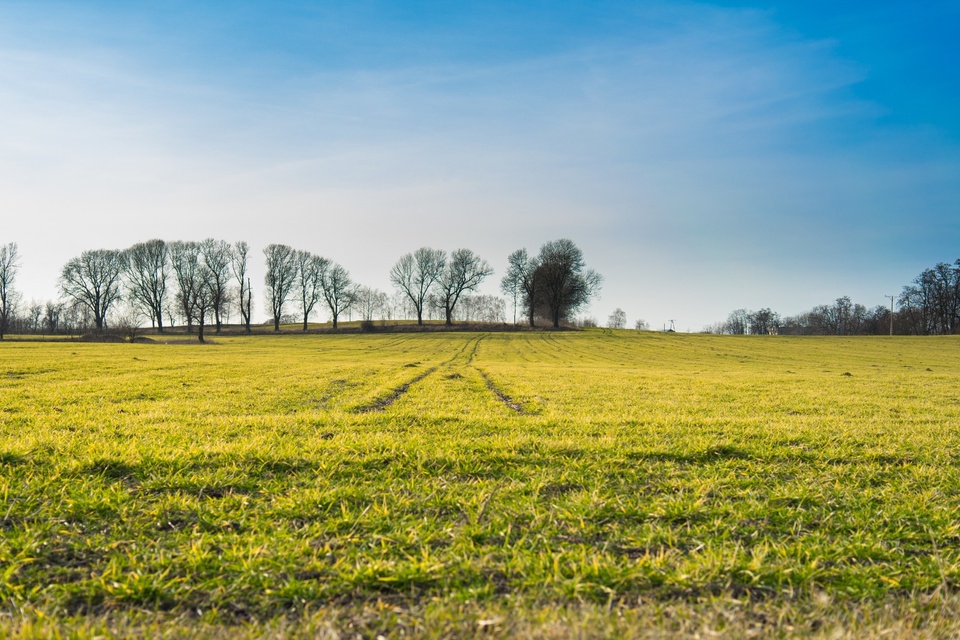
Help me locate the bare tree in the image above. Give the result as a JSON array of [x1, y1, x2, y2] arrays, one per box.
[[747, 308, 780, 335], [898, 261, 960, 335], [113, 305, 147, 343], [264, 243, 297, 331], [0, 242, 20, 339], [170, 241, 203, 331], [389, 290, 415, 321], [59, 249, 126, 331], [192, 263, 217, 343], [61, 301, 93, 335], [293, 251, 329, 331], [27, 300, 43, 333], [804, 297, 861, 336], [724, 309, 749, 335], [231, 241, 253, 332], [123, 239, 169, 332], [436, 249, 493, 326], [830, 296, 853, 336], [168, 242, 218, 342], [607, 308, 626, 329], [534, 239, 602, 328], [200, 238, 233, 333], [44, 301, 63, 334], [355, 286, 388, 322], [635, 318, 649, 331], [501, 248, 539, 327], [320, 263, 356, 329], [390, 247, 445, 325], [458, 294, 506, 323]]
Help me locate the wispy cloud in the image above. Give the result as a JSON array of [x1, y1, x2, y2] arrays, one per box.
[[0, 2, 957, 327]]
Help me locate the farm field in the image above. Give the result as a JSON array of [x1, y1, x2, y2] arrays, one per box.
[[1, 330, 959, 638]]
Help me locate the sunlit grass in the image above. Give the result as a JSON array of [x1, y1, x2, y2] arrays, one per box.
[[1, 330, 959, 637]]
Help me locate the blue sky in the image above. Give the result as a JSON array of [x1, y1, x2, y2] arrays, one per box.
[[2, 1, 958, 329]]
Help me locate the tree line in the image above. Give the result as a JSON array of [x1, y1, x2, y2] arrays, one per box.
[[706, 258, 960, 336], [0, 238, 601, 340], [706, 299, 893, 336]]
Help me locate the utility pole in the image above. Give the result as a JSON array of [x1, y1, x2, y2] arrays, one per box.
[[885, 295, 896, 336]]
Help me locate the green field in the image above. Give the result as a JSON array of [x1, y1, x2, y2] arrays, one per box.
[[1, 330, 959, 638]]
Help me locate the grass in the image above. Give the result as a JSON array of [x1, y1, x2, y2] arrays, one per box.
[[1, 329, 959, 637]]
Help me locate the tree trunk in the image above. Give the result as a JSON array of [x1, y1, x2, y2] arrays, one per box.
[[332, 313, 338, 330], [417, 309, 423, 325], [274, 316, 280, 331], [445, 306, 453, 326], [244, 288, 252, 333], [198, 316, 205, 343], [182, 302, 193, 332]]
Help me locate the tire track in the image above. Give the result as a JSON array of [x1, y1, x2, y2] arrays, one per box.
[[474, 368, 525, 413], [353, 335, 483, 414], [354, 365, 438, 413], [468, 335, 529, 413], [465, 336, 485, 365]]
